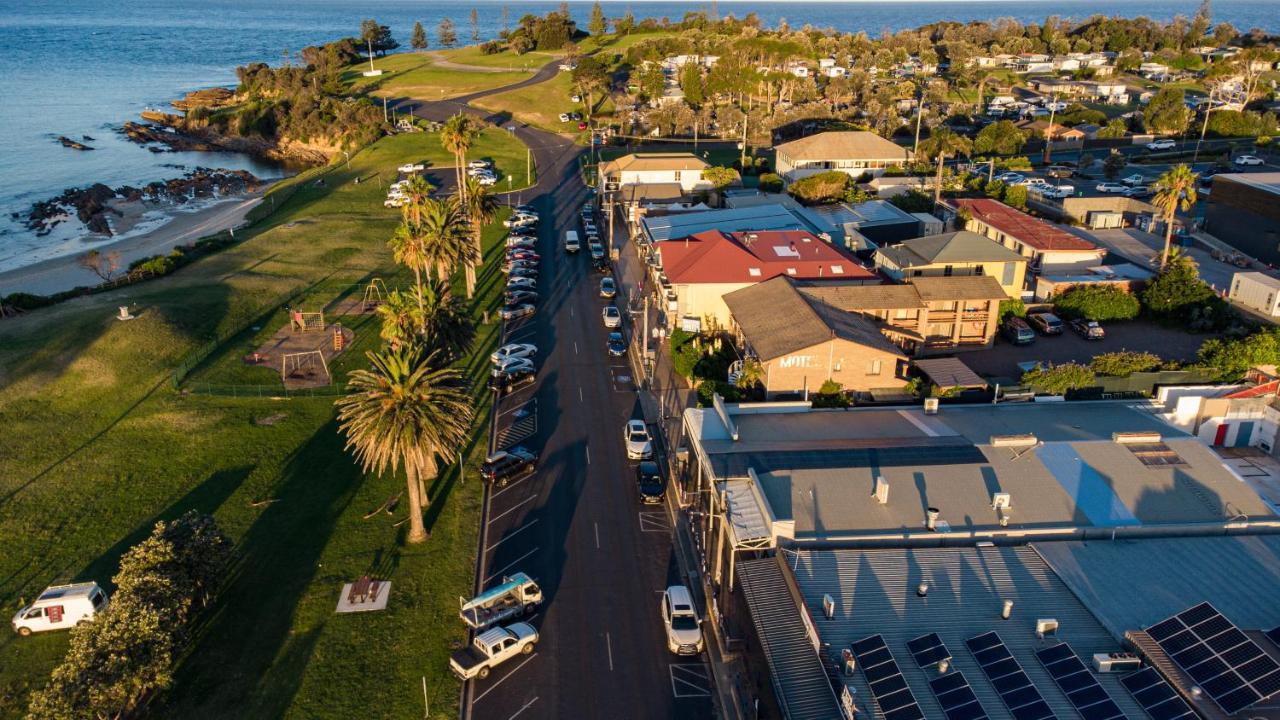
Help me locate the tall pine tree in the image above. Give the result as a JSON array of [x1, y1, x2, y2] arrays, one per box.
[[411, 21, 428, 50], [589, 1, 607, 37], [438, 18, 457, 48], [470, 9, 480, 42]]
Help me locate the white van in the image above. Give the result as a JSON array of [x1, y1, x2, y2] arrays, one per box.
[[564, 230, 581, 253], [12, 582, 108, 636]]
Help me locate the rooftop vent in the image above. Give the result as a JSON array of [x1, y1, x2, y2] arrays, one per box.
[[1036, 619, 1059, 639], [1113, 431, 1161, 445], [873, 476, 889, 505], [991, 434, 1038, 448]]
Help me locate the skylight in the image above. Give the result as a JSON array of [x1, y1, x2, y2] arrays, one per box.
[[831, 265, 845, 274], [772, 245, 801, 258], [748, 268, 762, 277]]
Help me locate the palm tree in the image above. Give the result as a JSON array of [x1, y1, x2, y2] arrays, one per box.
[[419, 197, 479, 295], [1152, 164, 1198, 270], [419, 277, 477, 361], [389, 222, 430, 316], [376, 290, 425, 349], [441, 113, 479, 206], [400, 175, 435, 226], [918, 126, 973, 204], [336, 345, 474, 543], [461, 175, 499, 285]]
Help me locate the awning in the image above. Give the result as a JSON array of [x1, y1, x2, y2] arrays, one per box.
[[914, 357, 989, 390]]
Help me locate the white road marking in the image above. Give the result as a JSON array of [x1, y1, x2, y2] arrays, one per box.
[[473, 653, 539, 703], [508, 697, 539, 719], [606, 632, 614, 671], [574, 341, 579, 355], [639, 511, 670, 532], [578, 386, 584, 403], [486, 518, 539, 552], [669, 664, 713, 698], [585, 446, 591, 465], [594, 522, 600, 549], [484, 547, 539, 584], [488, 494, 536, 525]]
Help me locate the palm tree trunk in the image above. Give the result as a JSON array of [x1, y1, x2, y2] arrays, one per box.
[[474, 221, 484, 264], [1161, 210, 1175, 270], [465, 263, 477, 299], [934, 154, 945, 204], [412, 266, 425, 318], [405, 463, 428, 542]]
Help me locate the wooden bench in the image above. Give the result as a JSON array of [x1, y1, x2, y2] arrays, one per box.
[[347, 575, 382, 605]]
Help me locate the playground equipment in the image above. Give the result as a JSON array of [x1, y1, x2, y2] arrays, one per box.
[[360, 278, 387, 314], [333, 325, 346, 352], [290, 310, 325, 333], [281, 350, 330, 385]]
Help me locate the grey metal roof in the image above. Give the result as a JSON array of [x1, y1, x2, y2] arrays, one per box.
[[737, 556, 844, 720], [877, 230, 1026, 267], [789, 546, 1151, 720], [913, 357, 988, 389], [641, 204, 814, 243], [1033, 535, 1280, 638]]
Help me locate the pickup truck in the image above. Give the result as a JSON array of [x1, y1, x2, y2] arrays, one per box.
[[450, 623, 538, 680], [459, 572, 543, 630]]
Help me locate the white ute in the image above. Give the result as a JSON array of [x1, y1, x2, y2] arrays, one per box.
[[12, 582, 108, 636], [450, 622, 539, 679], [459, 572, 543, 630]]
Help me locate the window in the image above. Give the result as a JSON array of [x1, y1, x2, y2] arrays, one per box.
[[868, 359, 882, 376], [1127, 442, 1186, 466], [830, 265, 845, 274], [786, 268, 797, 275], [974, 265, 985, 276], [943, 265, 953, 277], [24, 608, 43, 619], [912, 270, 923, 277], [748, 268, 762, 277]]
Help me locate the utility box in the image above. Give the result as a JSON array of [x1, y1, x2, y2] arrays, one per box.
[[1087, 211, 1124, 229], [1228, 271, 1280, 318]]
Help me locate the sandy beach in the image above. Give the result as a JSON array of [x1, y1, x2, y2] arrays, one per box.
[[0, 189, 266, 297]]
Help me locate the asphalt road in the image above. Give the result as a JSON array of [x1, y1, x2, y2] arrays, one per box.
[[397, 64, 715, 720]]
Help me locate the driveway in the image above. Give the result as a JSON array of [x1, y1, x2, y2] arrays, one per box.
[[961, 321, 1210, 381]]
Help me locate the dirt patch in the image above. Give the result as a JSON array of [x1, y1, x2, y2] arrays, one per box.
[[247, 318, 355, 390]]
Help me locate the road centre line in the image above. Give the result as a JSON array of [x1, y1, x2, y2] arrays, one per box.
[[594, 522, 600, 549], [473, 653, 538, 703], [484, 547, 539, 585], [488, 494, 536, 525], [508, 697, 539, 719], [585, 446, 591, 465], [486, 518, 539, 553], [606, 632, 614, 671], [578, 386, 583, 403]]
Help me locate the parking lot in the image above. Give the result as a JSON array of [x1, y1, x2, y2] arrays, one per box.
[[961, 320, 1211, 381]]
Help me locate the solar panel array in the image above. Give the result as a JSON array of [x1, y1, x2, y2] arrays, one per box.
[[1034, 644, 1125, 720], [1119, 667, 1198, 720], [929, 672, 991, 720], [907, 633, 952, 669], [965, 631, 1056, 720], [1266, 626, 1280, 650], [1145, 601, 1280, 714], [851, 634, 926, 720]]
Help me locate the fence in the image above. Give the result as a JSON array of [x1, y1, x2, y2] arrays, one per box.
[[182, 382, 346, 399]]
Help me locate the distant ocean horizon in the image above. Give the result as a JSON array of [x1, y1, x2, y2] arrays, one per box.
[[0, 0, 1275, 271]]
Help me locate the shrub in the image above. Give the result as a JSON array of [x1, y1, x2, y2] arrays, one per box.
[[480, 40, 504, 55], [1053, 285, 1140, 321], [787, 171, 852, 205], [1090, 351, 1162, 377], [888, 190, 935, 213], [668, 328, 700, 379], [757, 173, 783, 193], [2, 292, 54, 311], [696, 379, 739, 406], [811, 379, 850, 408], [984, 179, 1006, 199], [1002, 184, 1028, 210], [998, 298, 1026, 322], [1142, 252, 1215, 317], [1020, 362, 1096, 394], [1197, 328, 1280, 380], [132, 255, 178, 277]]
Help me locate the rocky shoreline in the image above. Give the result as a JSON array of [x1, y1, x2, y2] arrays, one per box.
[[122, 117, 332, 166], [16, 169, 261, 237]]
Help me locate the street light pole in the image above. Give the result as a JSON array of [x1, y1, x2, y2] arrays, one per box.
[[1043, 94, 1058, 166], [1194, 86, 1216, 164]]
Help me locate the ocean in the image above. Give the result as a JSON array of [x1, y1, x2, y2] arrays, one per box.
[[0, 0, 1275, 271]]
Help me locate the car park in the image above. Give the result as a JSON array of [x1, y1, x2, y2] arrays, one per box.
[[1002, 316, 1035, 345], [504, 289, 538, 305], [607, 331, 626, 356], [1027, 311, 1064, 335], [1146, 139, 1177, 151], [602, 305, 621, 328], [480, 447, 538, 486], [12, 582, 108, 636], [599, 277, 616, 298], [500, 303, 536, 321], [623, 419, 652, 459], [636, 461, 664, 504], [450, 623, 538, 680], [491, 357, 535, 377], [1069, 318, 1106, 340], [1096, 182, 1129, 194], [491, 343, 537, 364], [660, 586, 703, 656], [1234, 155, 1265, 166]]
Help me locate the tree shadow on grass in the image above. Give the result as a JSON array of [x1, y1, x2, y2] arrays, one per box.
[[158, 417, 363, 719]]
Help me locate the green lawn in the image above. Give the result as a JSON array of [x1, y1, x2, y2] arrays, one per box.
[[433, 45, 560, 70], [344, 53, 532, 100], [472, 70, 617, 137], [0, 129, 521, 718]]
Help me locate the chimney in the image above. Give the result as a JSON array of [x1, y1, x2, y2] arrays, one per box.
[[917, 582, 929, 598], [1002, 600, 1014, 620], [926, 507, 940, 531]]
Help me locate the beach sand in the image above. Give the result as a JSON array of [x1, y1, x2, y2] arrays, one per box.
[[0, 189, 266, 297]]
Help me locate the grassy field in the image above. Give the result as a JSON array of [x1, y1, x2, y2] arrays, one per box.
[[344, 52, 532, 100], [472, 70, 613, 136], [433, 45, 560, 70], [0, 129, 521, 718]]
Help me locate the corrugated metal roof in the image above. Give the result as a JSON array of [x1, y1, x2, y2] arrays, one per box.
[[914, 357, 988, 389], [722, 478, 773, 546], [907, 275, 1007, 301], [948, 198, 1102, 252], [600, 152, 708, 174], [789, 546, 1150, 720], [877, 230, 1027, 267], [642, 205, 813, 243]]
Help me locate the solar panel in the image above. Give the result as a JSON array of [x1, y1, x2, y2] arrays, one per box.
[[1035, 643, 1125, 720], [1119, 667, 1198, 720], [907, 633, 952, 669], [929, 671, 991, 720], [1146, 602, 1280, 714], [965, 631, 1056, 720], [1266, 626, 1280, 651], [851, 635, 925, 720]]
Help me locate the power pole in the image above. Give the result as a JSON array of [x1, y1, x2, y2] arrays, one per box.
[[642, 293, 650, 383], [367, 38, 376, 74], [1194, 86, 1216, 163], [740, 114, 748, 168], [382, 97, 388, 124], [526, 147, 531, 186], [913, 86, 925, 158], [1043, 94, 1058, 166]]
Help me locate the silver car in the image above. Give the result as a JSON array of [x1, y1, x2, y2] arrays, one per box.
[[661, 585, 703, 656], [624, 419, 652, 460]]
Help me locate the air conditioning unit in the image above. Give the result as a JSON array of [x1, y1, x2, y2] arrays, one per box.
[[1093, 653, 1142, 673], [1036, 619, 1059, 639]]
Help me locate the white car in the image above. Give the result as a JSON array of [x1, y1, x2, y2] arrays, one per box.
[[507, 276, 537, 290], [491, 357, 535, 377], [499, 303, 536, 321], [491, 343, 537, 364], [1234, 155, 1265, 166], [624, 419, 652, 460], [1121, 174, 1147, 186], [995, 172, 1025, 185], [12, 582, 108, 636], [467, 166, 495, 177], [661, 585, 703, 656], [559, 113, 572, 123], [398, 163, 425, 173], [476, 175, 498, 186], [468, 160, 492, 170], [571, 94, 582, 103], [1146, 139, 1176, 151], [384, 197, 407, 208], [1096, 182, 1129, 194], [602, 305, 621, 328], [1046, 185, 1076, 198], [503, 216, 537, 229]]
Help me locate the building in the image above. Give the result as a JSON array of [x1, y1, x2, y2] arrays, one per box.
[[599, 152, 711, 194], [792, 200, 924, 251], [874, 230, 1028, 297], [723, 277, 910, 397], [943, 198, 1106, 278], [1228, 271, 1280, 318], [1016, 119, 1086, 144], [774, 131, 912, 183], [1032, 262, 1152, 301], [653, 229, 877, 330], [638, 204, 812, 245], [1204, 173, 1280, 266]]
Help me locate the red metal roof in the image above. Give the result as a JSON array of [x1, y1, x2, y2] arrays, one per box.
[[656, 230, 875, 284], [949, 198, 1102, 252]]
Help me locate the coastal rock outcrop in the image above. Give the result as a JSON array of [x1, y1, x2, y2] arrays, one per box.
[[122, 119, 332, 166], [57, 136, 94, 151]]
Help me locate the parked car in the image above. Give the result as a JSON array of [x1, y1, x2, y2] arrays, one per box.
[[507, 276, 536, 291], [513, 204, 537, 214], [459, 572, 542, 630], [660, 586, 703, 656], [590, 242, 605, 260], [506, 250, 540, 262], [491, 357, 535, 377], [1045, 185, 1075, 199], [1069, 318, 1106, 340], [1027, 311, 1065, 335], [398, 163, 425, 173], [592, 258, 611, 274], [480, 447, 538, 486], [503, 214, 537, 229], [1046, 165, 1075, 179], [467, 166, 494, 177], [995, 172, 1025, 185], [506, 236, 537, 250], [491, 343, 537, 365], [1120, 174, 1147, 186], [1002, 316, 1036, 345], [636, 461, 665, 504], [607, 331, 626, 356], [468, 160, 492, 170], [450, 623, 538, 680], [476, 174, 498, 186], [599, 277, 616, 298], [11, 582, 108, 636], [624, 419, 652, 460], [489, 368, 536, 393], [1123, 185, 1154, 198], [1234, 155, 1265, 166], [558, 113, 572, 122], [500, 303, 536, 321], [507, 267, 539, 280], [1146, 139, 1177, 151], [1096, 182, 1129, 194], [602, 305, 621, 328], [504, 289, 538, 305]]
